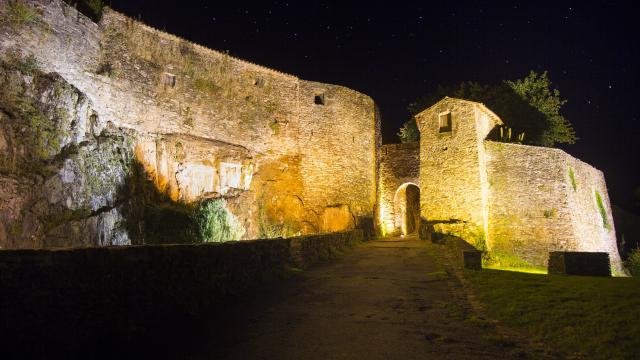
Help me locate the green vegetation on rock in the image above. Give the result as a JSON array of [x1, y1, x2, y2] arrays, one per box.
[[193, 198, 244, 243], [569, 167, 577, 191], [483, 252, 546, 274], [595, 190, 611, 230], [3, 1, 38, 25]]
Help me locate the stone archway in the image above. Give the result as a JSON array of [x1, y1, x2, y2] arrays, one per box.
[[393, 183, 420, 236]]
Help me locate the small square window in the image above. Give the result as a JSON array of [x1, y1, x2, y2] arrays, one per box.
[[439, 112, 452, 133], [314, 94, 326, 105], [162, 72, 176, 88]]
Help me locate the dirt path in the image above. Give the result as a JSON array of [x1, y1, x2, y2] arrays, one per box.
[[200, 236, 547, 360]]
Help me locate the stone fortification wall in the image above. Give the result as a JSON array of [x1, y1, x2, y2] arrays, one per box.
[[377, 142, 419, 235], [415, 97, 500, 244], [0, 0, 378, 247], [485, 141, 622, 272]]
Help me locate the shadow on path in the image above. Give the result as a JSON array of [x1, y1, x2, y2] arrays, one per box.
[[194, 236, 553, 360]]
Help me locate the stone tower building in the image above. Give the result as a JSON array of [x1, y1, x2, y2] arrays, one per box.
[[379, 97, 622, 272]]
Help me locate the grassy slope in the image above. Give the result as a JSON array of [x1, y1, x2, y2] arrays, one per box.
[[466, 270, 640, 359]]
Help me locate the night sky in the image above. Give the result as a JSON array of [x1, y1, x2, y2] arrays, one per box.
[[108, 0, 640, 210]]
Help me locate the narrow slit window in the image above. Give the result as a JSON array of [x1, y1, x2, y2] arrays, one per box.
[[439, 112, 452, 133]]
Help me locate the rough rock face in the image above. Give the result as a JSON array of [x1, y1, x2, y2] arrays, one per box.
[[0, 0, 379, 248], [0, 59, 135, 248]]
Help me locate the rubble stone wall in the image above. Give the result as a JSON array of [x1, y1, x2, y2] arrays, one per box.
[[0, 0, 378, 248]]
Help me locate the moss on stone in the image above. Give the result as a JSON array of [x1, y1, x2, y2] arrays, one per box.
[[269, 120, 280, 135], [569, 167, 577, 191], [3, 2, 38, 26], [543, 208, 557, 218], [595, 190, 611, 230], [193, 198, 244, 242], [44, 208, 92, 232]]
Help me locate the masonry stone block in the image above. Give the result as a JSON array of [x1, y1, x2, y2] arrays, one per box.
[[548, 251, 611, 276]]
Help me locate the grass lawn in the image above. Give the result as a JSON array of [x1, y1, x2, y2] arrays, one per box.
[[465, 269, 640, 359]]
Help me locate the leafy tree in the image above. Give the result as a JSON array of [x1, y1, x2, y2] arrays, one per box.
[[397, 119, 419, 143], [401, 71, 577, 147]]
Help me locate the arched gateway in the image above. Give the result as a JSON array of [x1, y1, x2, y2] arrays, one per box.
[[393, 183, 420, 236]]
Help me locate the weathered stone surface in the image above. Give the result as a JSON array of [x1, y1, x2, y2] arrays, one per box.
[[0, 0, 379, 247], [415, 97, 623, 274], [0, 58, 135, 248], [416, 97, 501, 245], [548, 251, 611, 276], [485, 141, 623, 273], [377, 142, 419, 236]]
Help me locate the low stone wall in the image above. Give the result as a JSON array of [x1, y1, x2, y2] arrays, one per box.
[[0, 230, 364, 356], [548, 251, 611, 276]]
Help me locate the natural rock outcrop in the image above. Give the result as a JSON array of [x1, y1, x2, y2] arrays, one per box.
[[0, 58, 135, 248]]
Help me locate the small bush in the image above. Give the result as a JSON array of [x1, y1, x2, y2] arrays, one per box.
[[628, 248, 640, 276], [193, 199, 244, 242]]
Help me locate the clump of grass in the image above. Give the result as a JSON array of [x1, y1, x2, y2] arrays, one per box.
[[194, 78, 221, 94], [595, 190, 611, 230], [16, 54, 39, 75], [483, 252, 547, 274], [5, 1, 38, 25], [543, 208, 557, 219]]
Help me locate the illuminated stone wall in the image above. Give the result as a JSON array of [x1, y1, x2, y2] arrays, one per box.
[[0, 0, 378, 247], [485, 141, 623, 272], [415, 97, 622, 273], [415, 97, 501, 244], [377, 142, 419, 235]]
